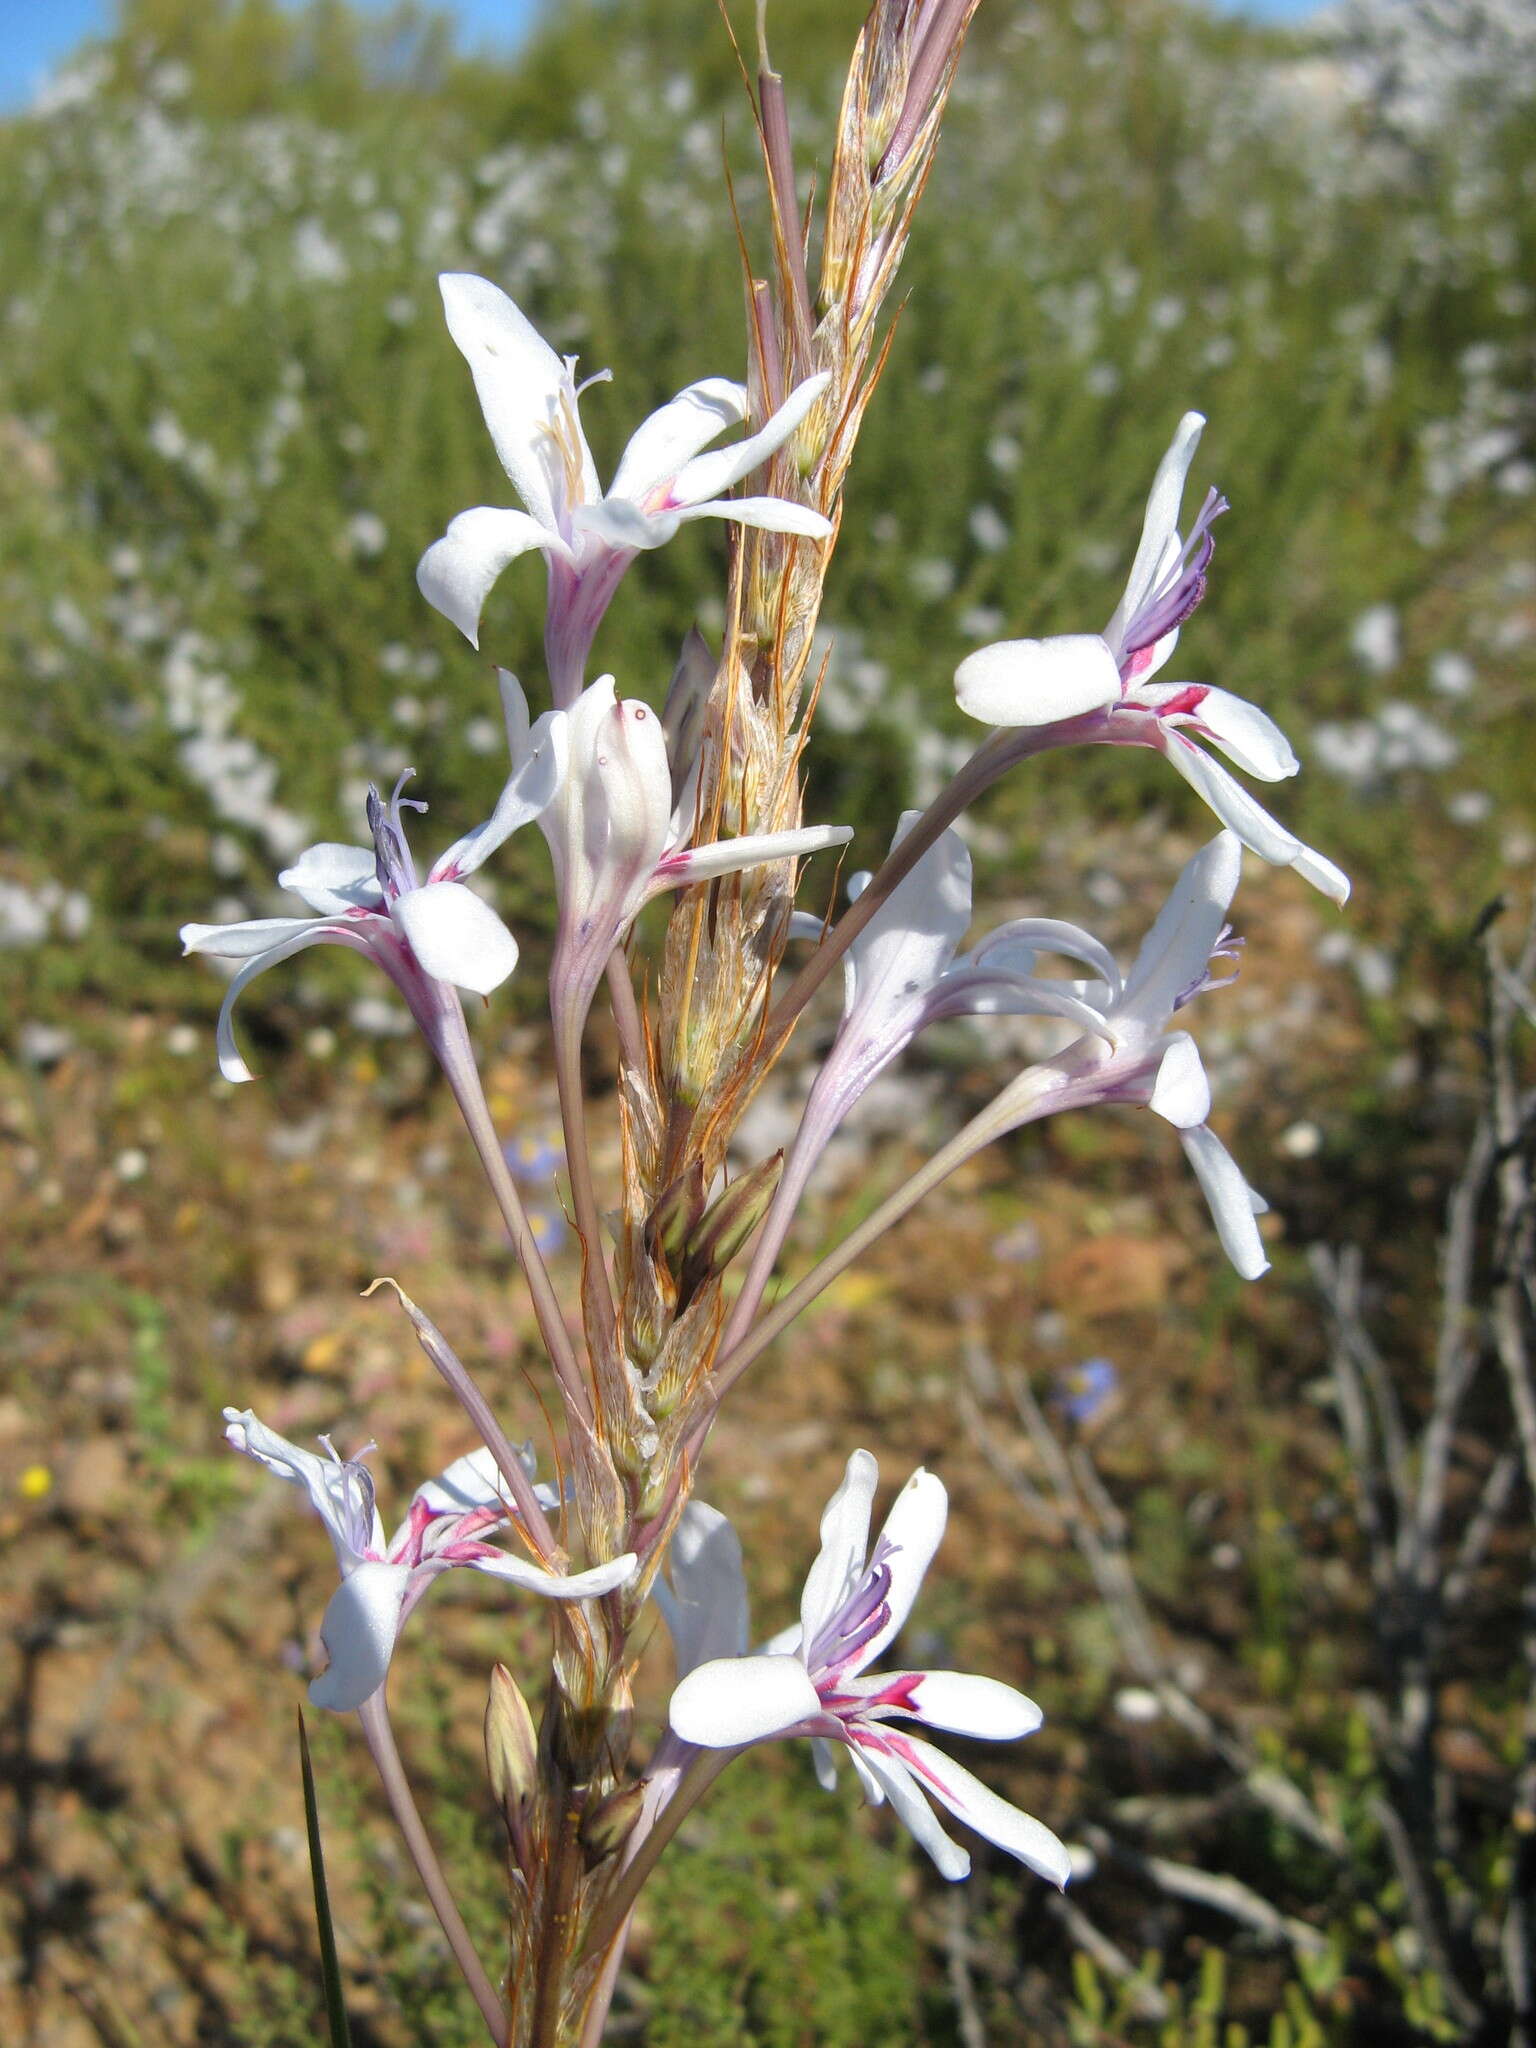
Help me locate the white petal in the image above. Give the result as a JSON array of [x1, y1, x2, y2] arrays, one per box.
[[675, 495, 833, 539], [1291, 843, 1353, 904], [416, 505, 559, 648], [1162, 739, 1349, 904], [1183, 686, 1298, 782], [893, 1733, 1071, 1886], [846, 1744, 885, 1806], [205, 923, 352, 1083], [415, 1443, 534, 1516], [800, 1451, 879, 1654], [572, 496, 667, 552], [392, 881, 519, 994], [942, 974, 1115, 1040], [658, 822, 852, 893], [846, 815, 972, 1027], [970, 917, 1119, 994], [277, 844, 384, 916], [468, 1549, 638, 1599], [1104, 412, 1205, 656], [849, 1669, 1044, 1741], [858, 1468, 947, 1670], [224, 1407, 338, 1521], [655, 1501, 751, 1677], [585, 695, 676, 914], [309, 1561, 412, 1712], [181, 915, 323, 961], [609, 376, 748, 501], [668, 371, 830, 507], [1148, 1031, 1211, 1129], [438, 273, 594, 527], [669, 1654, 821, 1748], [224, 1406, 383, 1563], [857, 1746, 971, 1880], [955, 635, 1121, 728], [812, 1735, 842, 1793], [431, 708, 568, 881], [498, 669, 531, 759], [1137, 682, 1297, 782], [1180, 1125, 1270, 1279], [1121, 832, 1242, 1026]]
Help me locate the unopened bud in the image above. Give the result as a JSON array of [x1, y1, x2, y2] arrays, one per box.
[[681, 1152, 783, 1299], [580, 1781, 647, 1864], [485, 1663, 538, 1817], [662, 626, 716, 808], [646, 1160, 706, 1273]]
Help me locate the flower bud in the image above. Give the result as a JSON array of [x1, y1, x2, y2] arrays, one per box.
[[680, 1152, 783, 1300], [485, 1663, 538, 1819], [580, 1780, 647, 1865], [646, 1160, 706, 1273], [662, 625, 716, 809]]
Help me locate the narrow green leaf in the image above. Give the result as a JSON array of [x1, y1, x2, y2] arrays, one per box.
[[298, 1707, 354, 2048]]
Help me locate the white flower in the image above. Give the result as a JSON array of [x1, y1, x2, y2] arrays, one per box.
[[953, 414, 1348, 905], [760, 814, 1119, 1252], [981, 832, 1271, 1280], [181, 695, 565, 1081], [666, 1454, 1069, 1885], [538, 670, 851, 1024], [224, 1408, 637, 1713], [416, 274, 832, 680]]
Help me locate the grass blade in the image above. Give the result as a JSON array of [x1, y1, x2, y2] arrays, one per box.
[[298, 1706, 354, 2048]]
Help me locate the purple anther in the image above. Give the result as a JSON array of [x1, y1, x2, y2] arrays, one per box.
[[1121, 488, 1229, 661]]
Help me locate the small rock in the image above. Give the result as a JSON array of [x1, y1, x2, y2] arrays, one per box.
[[56, 1435, 131, 1517]]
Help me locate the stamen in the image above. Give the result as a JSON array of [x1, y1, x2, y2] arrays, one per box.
[[367, 781, 420, 899], [808, 1558, 893, 1672], [1121, 488, 1229, 661], [1173, 926, 1245, 1011]]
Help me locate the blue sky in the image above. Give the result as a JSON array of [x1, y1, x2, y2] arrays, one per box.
[[0, 0, 539, 108], [0, 0, 1320, 113]]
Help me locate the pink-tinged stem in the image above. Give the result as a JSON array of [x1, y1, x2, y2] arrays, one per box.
[[762, 733, 1006, 1046], [579, 1747, 735, 1971], [703, 1074, 1061, 1421], [553, 1009, 619, 1343], [363, 1279, 559, 1561], [716, 1115, 823, 1359], [431, 994, 594, 1427], [545, 552, 635, 709], [880, 0, 979, 177], [605, 947, 647, 1079], [762, 715, 1105, 1049], [357, 1692, 507, 2046], [758, 62, 813, 348], [576, 1909, 633, 2048]]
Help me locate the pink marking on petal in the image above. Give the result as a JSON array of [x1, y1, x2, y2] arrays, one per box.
[[1153, 684, 1210, 720], [870, 1672, 925, 1714], [869, 1725, 948, 1792], [391, 1495, 435, 1566], [438, 1537, 504, 1564]]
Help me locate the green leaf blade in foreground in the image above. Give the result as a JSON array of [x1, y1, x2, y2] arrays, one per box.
[[298, 1707, 355, 2048]]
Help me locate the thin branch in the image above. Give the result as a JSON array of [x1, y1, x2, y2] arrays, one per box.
[[356, 1694, 507, 2046], [1078, 1824, 1329, 1957], [1042, 1892, 1171, 2021], [942, 1886, 989, 2048]]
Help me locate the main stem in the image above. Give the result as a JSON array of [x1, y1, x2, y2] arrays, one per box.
[[357, 1692, 507, 2046]]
